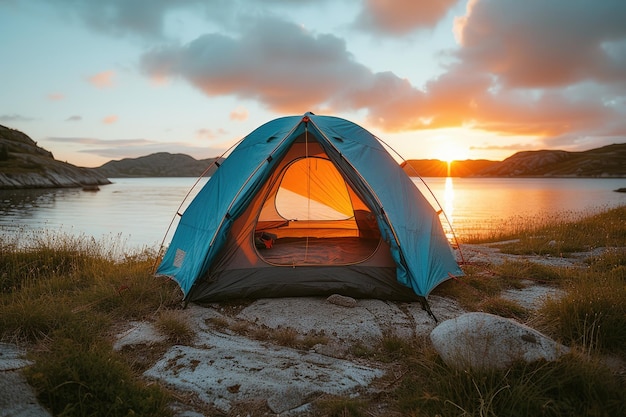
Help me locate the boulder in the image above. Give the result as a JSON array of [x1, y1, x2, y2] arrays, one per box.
[[430, 312, 569, 369]]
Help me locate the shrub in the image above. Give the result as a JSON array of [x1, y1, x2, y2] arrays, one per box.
[[25, 338, 171, 417], [394, 353, 625, 417], [156, 309, 195, 345], [538, 271, 626, 354]]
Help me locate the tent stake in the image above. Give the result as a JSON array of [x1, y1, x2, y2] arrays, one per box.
[[420, 297, 438, 323]]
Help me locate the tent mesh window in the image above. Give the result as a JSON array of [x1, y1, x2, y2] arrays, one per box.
[[254, 154, 382, 266]]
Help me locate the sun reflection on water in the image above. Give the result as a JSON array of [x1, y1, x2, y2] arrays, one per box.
[[439, 176, 457, 242]]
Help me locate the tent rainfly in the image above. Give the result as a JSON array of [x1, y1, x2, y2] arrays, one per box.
[[157, 113, 463, 305]]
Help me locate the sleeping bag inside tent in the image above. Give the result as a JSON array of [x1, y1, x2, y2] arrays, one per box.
[[156, 113, 463, 302]]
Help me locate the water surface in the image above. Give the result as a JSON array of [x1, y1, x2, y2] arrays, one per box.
[[1, 177, 624, 249]]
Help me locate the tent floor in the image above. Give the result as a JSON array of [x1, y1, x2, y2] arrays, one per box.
[[257, 236, 381, 266]]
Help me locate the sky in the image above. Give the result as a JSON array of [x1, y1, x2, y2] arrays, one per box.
[[1, 0, 625, 168]]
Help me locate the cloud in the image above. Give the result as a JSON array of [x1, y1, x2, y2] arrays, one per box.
[[43, 0, 333, 40], [469, 143, 538, 152], [139, 10, 626, 143], [454, 0, 626, 88], [354, 0, 459, 34], [47, 135, 229, 160], [46, 0, 202, 39], [434, 0, 626, 144], [47, 93, 65, 101], [140, 16, 375, 113], [81, 143, 227, 161], [102, 115, 118, 124], [65, 115, 83, 122], [229, 106, 248, 121], [195, 128, 227, 140], [87, 70, 116, 88], [0, 114, 36, 123], [47, 137, 152, 146], [65, 0, 619, 150]]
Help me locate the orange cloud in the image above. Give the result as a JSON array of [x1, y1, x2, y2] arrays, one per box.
[[88, 70, 116, 88], [356, 0, 458, 34], [139, 7, 626, 146], [229, 106, 248, 121], [102, 115, 118, 124], [453, 0, 626, 88]]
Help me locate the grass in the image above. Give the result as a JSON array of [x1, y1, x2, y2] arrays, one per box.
[[537, 268, 626, 354], [209, 315, 331, 349], [462, 206, 626, 256], [416, 206, 626, 416], [1, 206, 625, 416], [0, 231, 181, 416], [463, 207, 626, 355], [156, 309, 196, 345], [394, 348, 625, 417], [314, 396, 368, 417]]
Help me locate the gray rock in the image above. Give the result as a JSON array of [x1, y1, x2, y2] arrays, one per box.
[[0, 343, 52, 417], [266, 386, 310, 414], [430, 312, 569, 370], [113, 321, 168, 351], [0, 343, 32, 371], [326, 294, 357, 308]]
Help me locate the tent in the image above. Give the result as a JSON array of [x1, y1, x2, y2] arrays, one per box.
[[157, 113, 462, 304]]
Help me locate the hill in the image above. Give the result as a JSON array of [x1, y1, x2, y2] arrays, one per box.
[[403, 143, 626, 177], [93, 152, 222, 177], [402, 159, 497, 177], [474, 143, 626, 177], [0, 125, 110, 189]]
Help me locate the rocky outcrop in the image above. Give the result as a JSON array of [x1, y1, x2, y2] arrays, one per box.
[[0, 125, 111, 189]]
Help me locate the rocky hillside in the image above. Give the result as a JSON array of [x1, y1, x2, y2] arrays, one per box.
[[475, 143, 626, 177], [0, 125, 111, 189], [93, 152, 222, 177], [404, 143, 625, 177]]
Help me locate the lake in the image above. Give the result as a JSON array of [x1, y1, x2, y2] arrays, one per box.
[[1, 177, 624, 250]]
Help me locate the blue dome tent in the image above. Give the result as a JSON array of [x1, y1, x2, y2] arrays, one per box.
[[157, 113, 463, 308]]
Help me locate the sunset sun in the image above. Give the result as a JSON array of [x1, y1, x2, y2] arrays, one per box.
[[432, 141, 470, 163]]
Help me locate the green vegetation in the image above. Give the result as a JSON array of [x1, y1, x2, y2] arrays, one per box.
[[394, 348, 624, 417], [1, 206, 625, 416], [538, 264, 626, 354], [0, 231, 181, 416], [156, 309, 196, 345], [461, 207, 626, 355], [463, 206, 625, 255], [413, 206, 626, 416]]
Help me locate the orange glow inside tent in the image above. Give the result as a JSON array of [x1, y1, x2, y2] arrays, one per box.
[[257, 151, 374, 240]]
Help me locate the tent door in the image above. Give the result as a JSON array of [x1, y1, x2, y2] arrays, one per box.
[[254, 155, 382, 266]]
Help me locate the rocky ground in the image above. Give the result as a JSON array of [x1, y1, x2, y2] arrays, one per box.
[[0, 243, 609, 416]]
